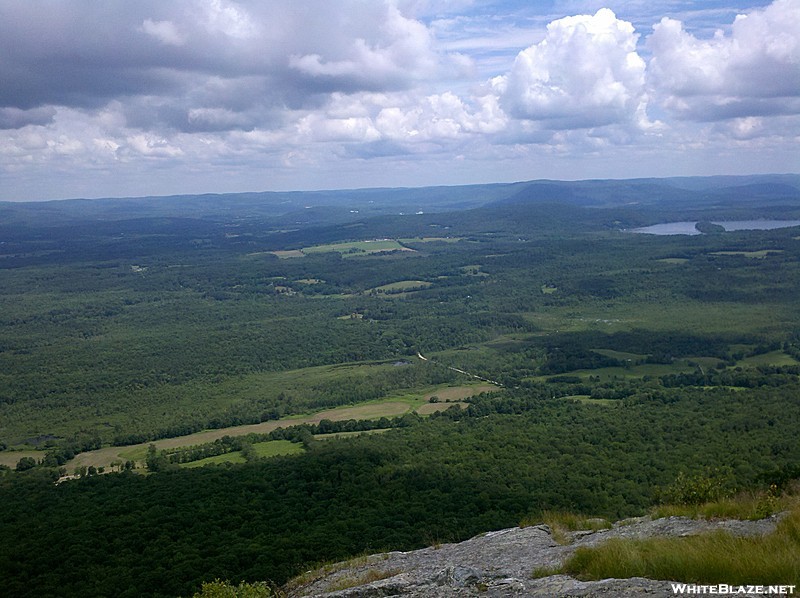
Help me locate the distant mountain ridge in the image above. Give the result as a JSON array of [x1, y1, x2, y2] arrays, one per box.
[[2, 175, 798, 228]]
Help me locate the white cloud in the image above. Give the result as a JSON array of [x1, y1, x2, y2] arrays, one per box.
[[289, 4, 437, 90], [493, 9, 650, 130], [126, 134, 184, 157], [140, 19, 185, 46], [297, 113, 382, 142], [647, 0, 800, 120], [0, 1, 797, 201], [201, 0, 257, 39]]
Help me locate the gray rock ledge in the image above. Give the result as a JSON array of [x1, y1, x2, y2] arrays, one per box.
[[287, 514, 781, 597]]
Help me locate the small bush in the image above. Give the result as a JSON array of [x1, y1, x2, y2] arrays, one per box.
[[656, 469, 735, 506], [192, 579, 280, 597], [652, 485, 788, 521]]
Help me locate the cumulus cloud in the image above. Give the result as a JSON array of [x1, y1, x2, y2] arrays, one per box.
[[647, 0, 800, 120], [289, 4, 437, 91], [0, 1, 440, 126], [492, 8, 650, 131], [0, 1, 797, 201]]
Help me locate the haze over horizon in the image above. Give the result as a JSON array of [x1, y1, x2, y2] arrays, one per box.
[[1, 0, 798, 202]]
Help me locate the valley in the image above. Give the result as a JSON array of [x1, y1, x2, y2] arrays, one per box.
[[2, 175, 800, 596]]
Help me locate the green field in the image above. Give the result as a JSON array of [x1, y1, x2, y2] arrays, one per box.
[[270, 249, 306, 259], [710, 250, 784, 258], [738, 350, 800, 367], [302, 239, 412, 257], [63, 400, 417, 470], [179, 440, 304, 468], [399, 237, 463, 243], [371, 280, 433, 293]]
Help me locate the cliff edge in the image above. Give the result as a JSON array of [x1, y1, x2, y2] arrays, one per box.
[[286, 514, 780, 597]]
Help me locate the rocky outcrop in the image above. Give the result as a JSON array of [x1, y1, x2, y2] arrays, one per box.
[[286, 514, 780, 597]]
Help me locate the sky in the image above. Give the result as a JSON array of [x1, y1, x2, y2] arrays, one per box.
[[0, 0, 798, 201]]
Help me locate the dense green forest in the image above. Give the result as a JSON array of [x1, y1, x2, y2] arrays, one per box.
[[1, 175, 800, 596]]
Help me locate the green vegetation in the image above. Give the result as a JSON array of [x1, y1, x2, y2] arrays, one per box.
[[564, 505, 800, 585], [522, 511, 611, 544], [655, 469, 735, 506], [3, 386, 800, 596], [181, 452, 247, 468], [651, 487, 790, 521], [301, 239, 411, 257], [696, 221, 726, 234], [325, 569, 402, 592], [251, 440, 305, 459], [193, 579, 281, 597], [710, 249, 784, 258], [370, 280, 433, 294], [1, 177, 800, 596]]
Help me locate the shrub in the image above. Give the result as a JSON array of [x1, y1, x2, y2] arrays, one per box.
[[656, 469, 735, 506], [192, 579, 280, 597]]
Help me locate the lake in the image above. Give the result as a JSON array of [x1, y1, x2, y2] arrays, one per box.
[[629, 220, 800, 235]]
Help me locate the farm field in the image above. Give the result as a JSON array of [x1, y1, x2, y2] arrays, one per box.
[[63, 401, 413, 470], [179, 440, 304, 468], [370, 280, 433, 293], [302, 239, 413, 257], [55, 383, 493, 471]]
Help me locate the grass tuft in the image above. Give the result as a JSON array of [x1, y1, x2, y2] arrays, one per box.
[[563, 504, 800, 585], [325, 569, 402, 592], [521, 510, 611, 545]]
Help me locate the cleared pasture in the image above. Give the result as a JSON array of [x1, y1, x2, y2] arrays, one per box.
[[535, 361, 697, 383], [422, 384, 495, 401], [65, 401, 413, 471], [399, 237, 463, 243], [523, 299, 800, 336], [371, 280, 432, 293], [270, 250, 305, 259], [592, 349, 647, 362], [0, 450, 41, 469], [302, 240, 413, 257], [738, 350, 800, 367], [710, 250, 784, 259], [252, 440, 306, 458]]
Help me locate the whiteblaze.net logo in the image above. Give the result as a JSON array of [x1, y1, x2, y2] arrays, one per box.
[[672, 584, 796, 595]]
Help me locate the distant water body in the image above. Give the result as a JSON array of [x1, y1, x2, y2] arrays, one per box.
[[629, 220, 800, 236]]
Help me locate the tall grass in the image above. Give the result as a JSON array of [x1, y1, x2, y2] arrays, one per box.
[[563, 506, 800, 585], [521, 510, 611, 545], [650, 488, 787, 521], [325, 569, 402, 592]]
